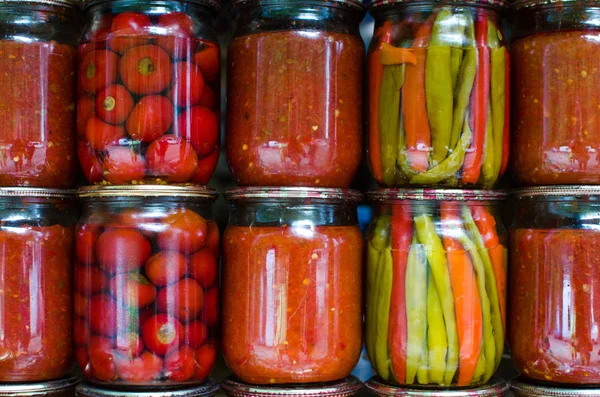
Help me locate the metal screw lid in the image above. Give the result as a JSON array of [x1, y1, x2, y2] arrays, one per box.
[[76, 380, 219, 397], [220, 376, 364, 397], [0, 187, 75, 199], [369, 0, 509, 11], [84, 0, 220, 11], [366, 377, 509, 396], [230, 0, 366, 12], [0, 0, 81, 9], [512, 0, 598, 10], [367, 188, 508, 202], [511, 378, 600, 396], [0, 376, 80, 396], [225, 187, 363, 203], [78, 185, 219, 200], [512, 185, 600, 200]]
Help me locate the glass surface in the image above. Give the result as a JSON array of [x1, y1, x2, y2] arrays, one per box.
[[78, 0, 220, 185], [365, 197, 507, 387], [226, 3, 365, 187], [367, 4, 508, 188], [75, 196, 219, 387], [221, 197, 363, 384]]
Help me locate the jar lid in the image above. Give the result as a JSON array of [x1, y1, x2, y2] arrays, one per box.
[[230, 0, 366, 12], [220, 376, 363, 397], [369, 0, 509, 11], [0, 0, 81, 9], [84, 0, 220, 11], [512, 0, 592, 10], [0, 187, 75, 199], [511, 378, 600, 396], [78, 185, 219, 199], [0, 376, 79, 396], [225, 187, 363, 203], [512, 185, 600, 200], [76, 380, 219, 397], [367, 188, 508, 202], [367, 377, 509, 396]]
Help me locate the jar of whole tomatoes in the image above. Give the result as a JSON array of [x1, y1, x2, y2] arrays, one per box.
[[76, 379, 219, 397], [512, 1, 600, 185], [0, 188, 76, 382], [0, 376, 79, 397], [78, 0, 220, 185], [221, 376, 364, 397], [367, 377, 509, 396], [75, 186, 219, 387], [222, 187, 364, 384], [365, 189, 507, 387], [226, 1, 365, 188], [367, 0, 509, 188], [510, 186, 600, 385], [0, 0, 80, 187]]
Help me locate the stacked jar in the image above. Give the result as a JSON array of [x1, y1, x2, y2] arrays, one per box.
[[508, 0, 600, 395], [364, 0, 510, 395], [221, 1, 366, 396], [74, 0, 221, 395]]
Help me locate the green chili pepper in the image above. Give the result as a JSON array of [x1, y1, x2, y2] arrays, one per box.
[[371, 215, 391, 250], [380, 65, 405, 186], [417, 334, 430, 385], [426, 267, 447, 385], [366, 242, 382, 366], [481, 104, 495, 187], [450, 12, 466, 92], [473, 350, 487, 384], [374, 248, 394, 380], [489, 22, 506, 181]]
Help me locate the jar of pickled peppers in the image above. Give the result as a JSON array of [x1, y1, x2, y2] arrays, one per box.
[[78, 0, 220, 185], [367, 0, 509, 188], [365, 189, 507, 387]]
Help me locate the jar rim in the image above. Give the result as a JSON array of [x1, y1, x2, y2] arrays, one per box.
[[367, 376, 509, 396], [230, 0, 366, 12], [0, 187, 76, 199], [78, 185, 219, 200], [0, 0, 81, 9], [0, 376, 79, 395], [512, 0, 594, 10], [367, 188, 508, 202], [512, 185, 600, 199], [510, 378, 600, 396], [368, 0, 509, 11], [83, 0, 220, 11], [221, 376, 363, 397], [225, 186, 363, 203], [76, 379, 219, 397]]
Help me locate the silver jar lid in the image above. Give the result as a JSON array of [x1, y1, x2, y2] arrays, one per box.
[[0, 376, 79, 396], [512, 185, 600, 200], [225, 187, 363, 203], [0, 0, 81, 9], [84, 0, 220, 11], [367, 188, 507, 202], [511, 378, 600, 396], [76, 380, 219, 397], [369, 0, 509, 11], [0, 187, 75, 199], [366, 377, 509, 396], [231, 0, 366, 12], [220, 376, 363, 397], [78, 185, 219, 200], [512, 0, 598, 10]]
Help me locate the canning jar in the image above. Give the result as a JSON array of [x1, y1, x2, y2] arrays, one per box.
[[222, 187, 364, 384], [75, 186, 219, 387], [226, 1, 365, 188], [0, 189, 76, 381], [76, 380, 219, 397], [0, 376, 79, 397], [512, 2, 600, 185], [511, 379, 600, 397], [367, 0, 509, 188], [365, 189, 507, 387], [78, 0, 220, 185], [0, 0, 80, 187], [509, 186, 600, 385], [367, 377, 509, 396], [221, 376, 363, 397]]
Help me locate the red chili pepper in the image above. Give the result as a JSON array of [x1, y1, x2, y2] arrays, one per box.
[[388, 203, 413, 384], [462, 14, 490, 184], [499, 51, 510, 176]]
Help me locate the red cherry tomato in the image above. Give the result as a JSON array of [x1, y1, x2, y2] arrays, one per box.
[[96, 229, 151, 274], [115, 352, 164, 382], [189, 248, 217, 288], [80, 50, 119, 94], [185, 321, 207, 349], [76, 225, 99, 266], [115, 332, 144, 358], [145, 251, 188, 287], [75, 293, 88, 318], [176, 106, 218, 157], [75, 265, 108, 296], [170, 62, 205, 108], [191, 146, 219, 185], [78, 96, 96, 135], [89, 336, 117, 381], [164, 346, 196, 381], [77, 142, 104, 184], [96, 84, 135, 125], [126, 95, 174, 142], [193, 45, 220, 83], [146, 135, 198, 183], [194, 343, 217, 381], [85, 116, 125, 151], [157, 278, 204, 321], [120, 45, 173, 95], [74, 317, 90, 346], [110, 273, 157, 307], [158, 12, 194, 36], [142, 314, 183, 356], [103, 146, 146, 184], [155, 37, 195, 60], [198, 85, 216, 109], [88, 294, 120, 337], [107, 12, 151, 54], [157, 208, 208, 254], [204, 221, 220, 256], [203, 287, 219, 327], [76, 347, 91, 376]]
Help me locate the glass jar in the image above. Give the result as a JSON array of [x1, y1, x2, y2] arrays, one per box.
[[222, 187, 364, 384], [365, 189, 507, 387], [226, 1, 365, 188], [220, 376, 363, 397], [0, 376, 79, 397], [509, 186, 600, 385], [0, 0, 80, 187], [511, 378, 600, 397], [511, 2, 600, 185], [0, 188, 76, 381], [75, 186, 219, 387], [367, 0, 509, 188], [367, 376, 509, 396], [76, 379, 219, 397], [78, 0, 220, 185]]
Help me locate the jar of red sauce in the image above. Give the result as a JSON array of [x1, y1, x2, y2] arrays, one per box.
[[226, 1, 365, 188], [75, 186, 219, 387], [0, 188, 76, 382], [0, 0, 81, 187], [0, 376, 79, 397], [76, 379, 219, 397], [367, 0, 509, 188], [367, 377, 509, 396], [78, 0, 220, 185], [221, 376, 364, 397], [512, 1, 600, 185], [222, 187, 364, 384], [510, 186, 600, 385], [366, 189, 507, 387]]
